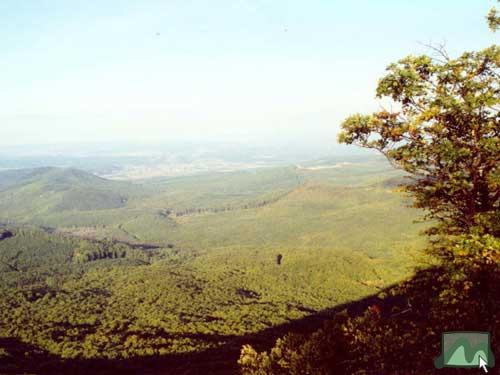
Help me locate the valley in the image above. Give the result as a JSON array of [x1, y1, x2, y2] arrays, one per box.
[[0, 157, 427, 373], [1, 2, 498, 373]]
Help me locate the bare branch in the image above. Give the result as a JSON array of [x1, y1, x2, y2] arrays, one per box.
[[418, 41, 450, 62]]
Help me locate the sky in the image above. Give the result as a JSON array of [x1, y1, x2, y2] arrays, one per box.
[[0, 0, 498, 148]]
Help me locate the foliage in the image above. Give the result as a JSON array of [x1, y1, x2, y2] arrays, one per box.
[[338, 46, 500, 237], [239, 241, 500, 374], [0, 162, 426, 371], [487, 1, 500, 31]]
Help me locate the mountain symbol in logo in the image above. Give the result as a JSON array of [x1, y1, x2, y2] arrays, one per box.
[[434, 332, 495, 370]]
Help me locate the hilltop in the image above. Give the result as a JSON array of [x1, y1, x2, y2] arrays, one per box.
[[0, 167, 135, 222]]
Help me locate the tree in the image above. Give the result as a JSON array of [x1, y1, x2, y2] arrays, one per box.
[[276, 254, 283, 265], [338, 45, 500, 238], [487, 1, 500, 31]]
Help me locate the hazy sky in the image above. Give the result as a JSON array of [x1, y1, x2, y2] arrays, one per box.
[[0, 0, 498, 147]]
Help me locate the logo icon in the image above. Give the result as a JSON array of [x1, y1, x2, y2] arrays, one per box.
[[434, 331, 495, 372]]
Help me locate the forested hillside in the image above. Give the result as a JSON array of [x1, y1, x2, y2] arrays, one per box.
[[0, 160, 426, 373]]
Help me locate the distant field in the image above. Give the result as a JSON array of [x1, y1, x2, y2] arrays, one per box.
[[0, 157, 427, 366]]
